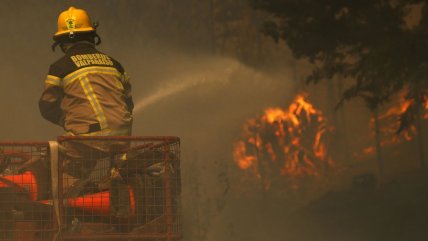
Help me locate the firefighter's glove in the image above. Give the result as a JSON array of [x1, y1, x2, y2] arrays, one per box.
[[110, 167, 123, 181]]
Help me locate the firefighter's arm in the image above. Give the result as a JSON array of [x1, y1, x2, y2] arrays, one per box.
[[122, 72, 134, 113], [39, 74, 64, 126]]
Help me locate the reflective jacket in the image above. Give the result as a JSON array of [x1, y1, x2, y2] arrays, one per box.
[[39, 42, 133, 136]]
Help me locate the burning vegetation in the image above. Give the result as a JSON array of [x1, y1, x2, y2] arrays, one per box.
[[361, 89, 428, 156], [233, 93, 334, 191]]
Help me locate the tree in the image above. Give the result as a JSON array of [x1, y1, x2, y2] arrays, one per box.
[[251, 0, 427, 129]]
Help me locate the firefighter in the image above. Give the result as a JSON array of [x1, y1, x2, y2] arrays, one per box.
[[39, 6, 133, 138], [39, 7, 133, 219]]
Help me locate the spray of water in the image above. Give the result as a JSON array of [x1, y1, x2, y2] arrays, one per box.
[[133, 58, 241, 113], [133, 76, 207, 113]]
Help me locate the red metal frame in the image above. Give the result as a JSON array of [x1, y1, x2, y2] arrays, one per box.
[[0, 136, 182, 241], [0, 141, 53, 241]]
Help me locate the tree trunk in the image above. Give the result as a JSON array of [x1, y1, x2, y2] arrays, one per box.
[[412, 81, 426, 170], [338, 79, 351, 163], [416, 104, 426, 169], [373, 108, 384, 183]]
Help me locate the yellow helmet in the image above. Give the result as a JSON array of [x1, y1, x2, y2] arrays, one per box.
[[54, 6, 95, 38]]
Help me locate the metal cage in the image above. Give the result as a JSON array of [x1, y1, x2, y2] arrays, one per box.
[[0, 137, 182, 241], [0, 141, 54, 241]]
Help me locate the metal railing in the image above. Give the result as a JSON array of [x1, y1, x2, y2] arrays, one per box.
[[0, 136, 182, 241]]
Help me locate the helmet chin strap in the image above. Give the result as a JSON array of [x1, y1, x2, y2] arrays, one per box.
[[51, 39, 71, 52], [94, 33, 102, 46], [51, 41, 60, 52], [51, 32, 101, 52]]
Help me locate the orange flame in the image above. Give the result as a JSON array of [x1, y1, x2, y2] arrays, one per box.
[[233, 93, 333, 189], [360, 89, 428, 155], [233, 141, 256, 170]]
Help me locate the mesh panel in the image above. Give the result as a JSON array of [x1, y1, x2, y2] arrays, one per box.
[[0, 142, 54, 241], [0, 137, 182, 241], [57, 136, 182, 240]]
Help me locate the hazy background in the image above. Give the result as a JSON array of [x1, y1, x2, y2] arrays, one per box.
[[0, 2, 295, 240], [0, 1, 427, 241]]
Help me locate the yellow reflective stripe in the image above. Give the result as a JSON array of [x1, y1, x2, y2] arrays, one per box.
[[123, 72, 131, 82], [79, 76, 109, 130], [64, 126, 131, 136], [45, 75, 62, 87], [80, 127, 131, 136], [66, 127, 130, 136], [116, 77, 124, 91], [64, 66, 121, 87]]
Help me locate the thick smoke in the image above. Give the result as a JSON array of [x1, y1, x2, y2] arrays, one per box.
[[0, 2, 294, 240], [1, 2, 426, 241]]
